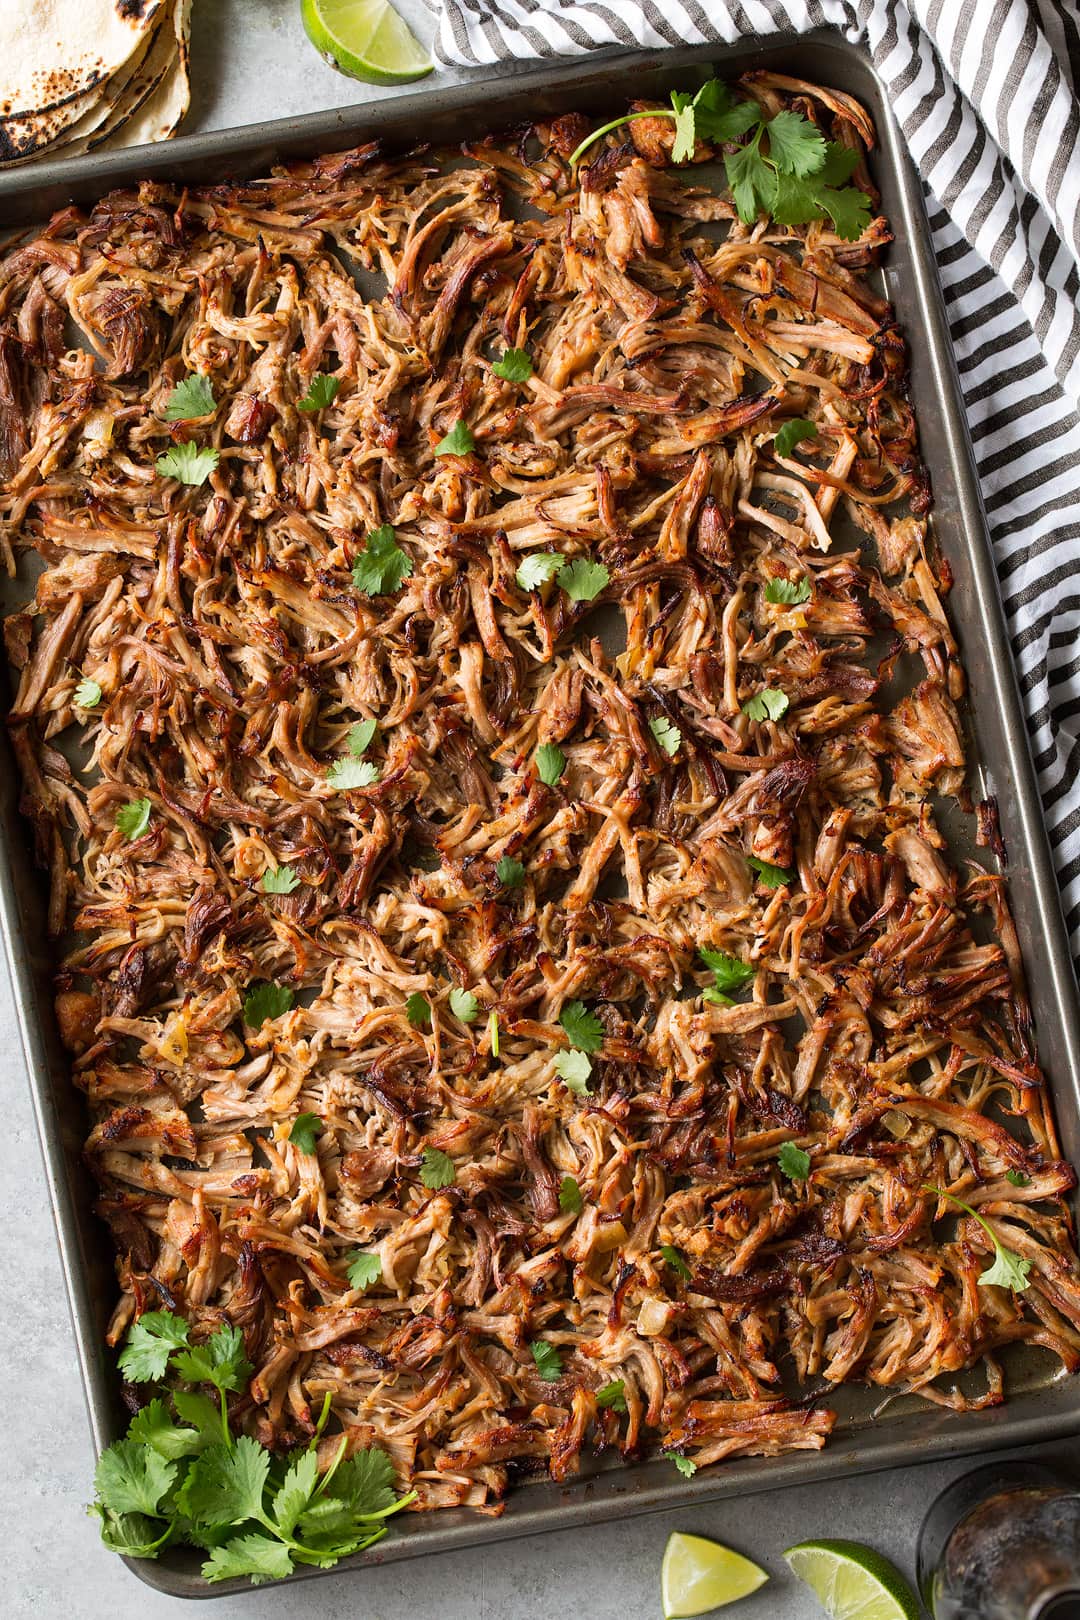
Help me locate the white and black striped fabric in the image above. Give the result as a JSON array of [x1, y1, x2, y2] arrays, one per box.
[[432, 0, 1080, 955]]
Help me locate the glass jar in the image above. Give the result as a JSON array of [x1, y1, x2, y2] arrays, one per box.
[[917, 1462, 1080, 1620]]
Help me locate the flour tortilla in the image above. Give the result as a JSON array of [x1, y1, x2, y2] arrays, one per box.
[[0, 0, 190, 168], [90, 0, 191, 151], [0, 0, 164, 161], [0, 12, 165, 165]]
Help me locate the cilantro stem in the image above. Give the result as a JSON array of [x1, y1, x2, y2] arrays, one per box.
[[921, 1183, 997, 1246], [569, 109, 675, 168], [311, 1433, 350, 1503], [219, 1388, 231, 1451]]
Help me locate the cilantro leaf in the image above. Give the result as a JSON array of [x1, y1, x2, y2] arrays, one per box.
[[435, 419, 475, 457], [289, 1112, 323, 1154], [818, 142, 862, 187], [351, 524, 413, 596], [203, 1532, 293, 1585], [660, 1243, 692, 1282], [91, 1506, 172, 1558], [347, 718, 378, 756], [725, 127, 774, 224], [811, 179, 873, 241], [673, 1453, 698, 1478], [1006, 1169, 1031, 1187], [670, 92, 697, 165], [699, 949, 754, 1002], [777, 1141, 811, 1181], [530, 1340, 563, 1381], [596, 1379, 627, 1413], [162, 374, 215, 421], [535, 742, 566, 786], [405, 992, 431, 1028], [128, 1397, 207, 1461], [492, 347, 533, 382], [329, 1447, 399, 1517], [741, 687, 789, 722], [449, 986, 479, 1024], [419, 1145, 456, 1189], [516, 552, 564, 592], [747, 854, 794, 889], [297, 373, 340, 412], [115, 797, 151, 841], [172, 1390, 225, 1446], [559, 1174, 583, 1215], [270, 1447, 319, 1539], [923, 1185, 1032, 1294], [554, 1049, 592, 1094], [177, 1438, 262, 1533], [171, 1323, 252, 1397], [692, 81, 761, 144], [347, 1251, 382, 1291], [557, 557, 609, 602], [496, 854, 525, 888], [559, 999, 604, 1054], [156, 441, 220, 486], [242, 981, 294, 1027], [118, 1310, 191, 1383], [74, 677, 102, 709], [765, 575, 812, 606], [774, 418, 818, 459], [95, 1440, 177, 1518], [765, 109, 827, 177], [650, 715, 681, 757], [978, 1244, 1032, 1291], [327, 757, 380, 790], [261, 864, 300, 894]]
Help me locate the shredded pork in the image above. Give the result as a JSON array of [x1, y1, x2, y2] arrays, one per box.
[[3, 72, 1080, 1508]]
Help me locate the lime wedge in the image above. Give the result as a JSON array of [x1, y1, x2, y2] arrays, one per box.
[[661, 1531, 768, 1618], [784, 1540, 920, 1620], [301, 0, 433, 86]]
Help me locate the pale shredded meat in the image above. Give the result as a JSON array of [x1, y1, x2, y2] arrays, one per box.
[[3, 72, 1080, 1508]]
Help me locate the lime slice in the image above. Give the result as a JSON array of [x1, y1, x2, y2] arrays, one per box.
[[301, 0, 433, 86], [784, 1540, 920, 1620], [661, 1531, 768, 1618]]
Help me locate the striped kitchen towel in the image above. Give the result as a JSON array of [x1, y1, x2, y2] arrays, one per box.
[[433, 0, 1080, 959]]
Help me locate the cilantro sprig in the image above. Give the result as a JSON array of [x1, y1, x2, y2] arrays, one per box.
[[699, 948, 754, 1007], [923, 1185, 1032, 1293], [777, 1141, 811, 1181], [74, 677, 103, 709], [558, 1175, 583, 1215], [435, 419, 475, 457], [554, 1049, 592, 1094], [162, 374, 215, 422], [559, 999, 604, 1053], [297, 373, 340, 412], [93, 1325, 414, 1583], [156, 441, 220, 486], [492, 347, 533, 382], [530, 1340, 563, 1381], [496, 855, 525, 889], [742, 687, 789, 723], [419, 1146, 456, 1189], [569, 80, 871, 239], [535, 742, 566, 786], [115, 797, 151, 841], [650, 715, 681, 757], [351, 524, 413, 597]]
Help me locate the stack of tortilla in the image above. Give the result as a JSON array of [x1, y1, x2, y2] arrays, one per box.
[[0, 0, 192, 167]]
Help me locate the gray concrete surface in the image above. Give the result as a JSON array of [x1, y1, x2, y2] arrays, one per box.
[[1, 2, 1070, 1613]]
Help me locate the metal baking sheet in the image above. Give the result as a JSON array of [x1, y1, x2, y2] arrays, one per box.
[[3, 27, 1080, 1599]]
